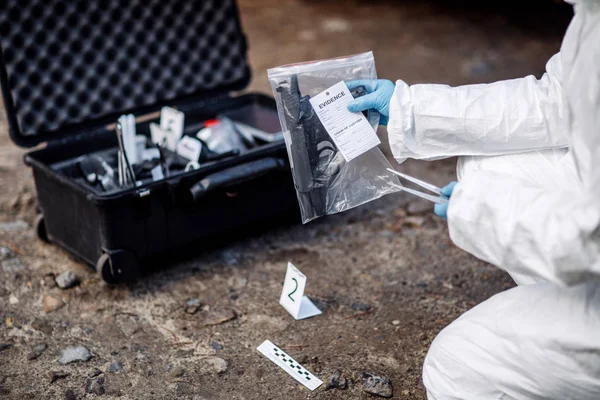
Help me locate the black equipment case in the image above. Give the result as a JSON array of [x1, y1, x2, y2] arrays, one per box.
[[0, 0, 299, 283]]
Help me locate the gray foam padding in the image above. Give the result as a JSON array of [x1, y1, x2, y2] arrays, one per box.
[[0, 0, 249, 143]]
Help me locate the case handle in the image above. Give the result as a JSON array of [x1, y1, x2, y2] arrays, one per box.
[[189, 157, 286, 202]]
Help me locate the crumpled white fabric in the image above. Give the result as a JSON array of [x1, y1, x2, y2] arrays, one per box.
[[386, 0, 600, 398]]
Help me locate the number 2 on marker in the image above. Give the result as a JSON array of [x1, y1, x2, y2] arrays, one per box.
[[288, 278, 298, 302]]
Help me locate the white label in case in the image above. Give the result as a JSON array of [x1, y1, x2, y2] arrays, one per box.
[[279, 262, 322, 320], [176, 136, 202, 162], [256, 340, 323, 391], [150, 123, 169, 148], [309, 81, 380, 162], [160, 106, 185, 150]]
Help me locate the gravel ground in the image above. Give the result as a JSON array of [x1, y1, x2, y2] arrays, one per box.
[[0, 1, 569, 399]]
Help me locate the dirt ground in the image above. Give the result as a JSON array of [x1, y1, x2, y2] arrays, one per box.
[[0, 1, 570, 399]]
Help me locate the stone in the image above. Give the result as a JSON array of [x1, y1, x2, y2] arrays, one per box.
[[402, 216, 425, 228], [350, 302, 372, 312], [168, 366, 186, 379], [210, 341, 224, 351], [43, 295, 65, 313], [359, 372, 393, 398], [58, 346, 92, 365], [325, 369, 348, 390], [89, 368, 103, 378], [0, 246, 12, 262], [47, 370, 68, 383], [55, 271, 79, 289], [470, 60, 494, 76], [185, 298, 201, 315], [85, 377, 105, 396], [219, 249, 240, 265], [0, 220, 28, 232], [0, 343, 12, 352], [64, 389, 77, 400], [392, 320, 401, 326], [28, 343, 48, 360], [204, 357, 228, 374], [200, 308, 236, 326], [2, 257, 24, 273], [107, 361, 123, 373], [9, 295, 18, 304], [321, 17, 350, 33], [31, 318, 53, 335]]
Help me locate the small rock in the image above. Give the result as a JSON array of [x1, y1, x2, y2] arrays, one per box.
[[55, 271, 79, 289], [64, 389, 77, 400], [0, 220, 28, 232], [392, 320, 401, 326], [47, 370, 68, 383], [210, 341, 224, 351], [321, 17, 350, 33], [185, 298, 201, 315], [350, 302, 372, 312], [407, 200, 431, 215], [28, 343, 48, 360], [360, 372, 393, 398], [0, 343, 12, 352], [200, 308, 236, 326], [59, 346, 92, 365], [43, 295, 65, 313], [401, 389, 410, 396], [220, 249, 240, 265], [168, 366, 186, 379], [402, 216, 425, 228], [107, 361, 123, 373], [85, 377, 105, 396], [174, 349, 194, 358], [9, 295, 18, 304], [205, 357, 228, 374], [31, 318, 53, 335], [470, 60, 494, 76], [0, 246, 12, 262], [325, 369, 348, 390], [89, 368, 103, 378], [2, 257, 24, 272]]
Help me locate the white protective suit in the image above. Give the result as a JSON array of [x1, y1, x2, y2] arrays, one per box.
[[386, 1, 600, 399]]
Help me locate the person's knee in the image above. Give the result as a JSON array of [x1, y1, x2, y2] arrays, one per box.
[[422, 326, 462, 399]]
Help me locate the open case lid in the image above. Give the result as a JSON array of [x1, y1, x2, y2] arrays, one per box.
[[0, 0, 250, 147]]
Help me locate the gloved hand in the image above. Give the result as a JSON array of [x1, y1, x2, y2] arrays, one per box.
[[346, 79, 395, 125], [434, 181, 458, 220]]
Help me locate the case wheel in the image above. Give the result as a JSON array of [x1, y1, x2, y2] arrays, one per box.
[[96, 253, 118, 284], [35, 214, 50, 243], [96, 250, 141, 284]]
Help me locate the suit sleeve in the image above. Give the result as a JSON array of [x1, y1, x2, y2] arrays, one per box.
[[387, 54, 569, 163]]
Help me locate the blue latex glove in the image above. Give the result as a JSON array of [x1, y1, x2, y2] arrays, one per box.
[[346, 79, 395, 126], [434, 181, 458, 220]]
